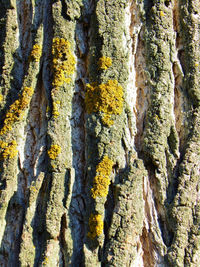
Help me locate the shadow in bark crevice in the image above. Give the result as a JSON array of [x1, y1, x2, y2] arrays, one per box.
[[101, 162, 125, 260], [144, 0, 154, 21], [32, 172, 51, 267], [0, 3, 8, 80], [0, 189, 24, 267]]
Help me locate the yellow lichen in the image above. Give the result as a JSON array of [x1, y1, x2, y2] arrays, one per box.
[[30, 184, 37, 193], [42, 256, 49, 265], [47, 144, 61, 160], [0, 94, 3, 102], [65, 77, 71, 84], [0, 140, 18, 159], [52, 101, 60, 118], [160, 11, 164, 17], [85, 80, 123, 126], [30, 44, 42, 62], [98, 56, 112, 70], [88, 214, 103, 239], [52, 38, 76, 89], [102, 113, 114, 126], [52, 164, 56, 169], [0, 87, 34, 135], [91, 156, 113, 199]]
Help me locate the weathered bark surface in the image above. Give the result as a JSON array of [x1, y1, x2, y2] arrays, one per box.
[[0, 0, 200, 266]]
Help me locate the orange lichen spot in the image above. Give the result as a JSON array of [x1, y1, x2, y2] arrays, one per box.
[[30, 44, 42, 62], [48, 144, 61, 160], [52, 38, 76, 89], [0, 87, 34, 135], [0, 140, 18, 159], [98, 56, 112, 70], [85, 80, 123, 126], [91, 156, 113, 199], [88, 214, 103, 239]]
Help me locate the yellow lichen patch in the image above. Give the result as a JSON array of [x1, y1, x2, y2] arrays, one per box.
[[30, 44, 42, 62], [0, 94, 3, 102], [85, 80, 123, 126], [0, 140, 18, 159], [47, 144, 61, 160], [98, 56, 112, 70], [65, 78, 71, 84], [0, 87, 34, 135], [42, 256, 49, 265], [52, 101, 60, 118], [91, 156, 113, 199], [88, 214, 103, 239], [30, 184, 37, 193], [102, 114, 114, 126], [52, 38, 76, 89], [160, 11, 164, 17]]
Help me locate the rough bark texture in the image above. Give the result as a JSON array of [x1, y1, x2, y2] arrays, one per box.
[[0, 0, 200, 266]]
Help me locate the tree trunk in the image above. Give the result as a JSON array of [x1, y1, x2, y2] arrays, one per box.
[[0, 0, 199, 266]]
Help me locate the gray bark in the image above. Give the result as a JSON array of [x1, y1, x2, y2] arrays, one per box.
[[0, 0, 199, 266]]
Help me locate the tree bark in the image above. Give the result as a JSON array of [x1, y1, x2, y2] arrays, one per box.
[[0, 0, 200, 266]]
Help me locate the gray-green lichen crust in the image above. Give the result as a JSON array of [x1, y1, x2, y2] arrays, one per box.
[[103, 159, 146, 266], [143, 1, 178, 206], [141, 1, 179, 262], [166, 1, 200, 266]]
